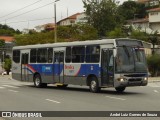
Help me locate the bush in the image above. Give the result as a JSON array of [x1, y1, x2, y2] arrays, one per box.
[[147, 54, 160, 76]]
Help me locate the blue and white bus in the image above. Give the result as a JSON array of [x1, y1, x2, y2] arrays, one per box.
[[12, 38, 148, 92]]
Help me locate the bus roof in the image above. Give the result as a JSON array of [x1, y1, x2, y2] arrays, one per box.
[[13, 38, 141, 50]]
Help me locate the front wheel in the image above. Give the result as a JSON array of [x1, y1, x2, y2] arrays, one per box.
[[115, 87, 126, 92], [89, 77, 100, 93], [34, 74, 47, 88]]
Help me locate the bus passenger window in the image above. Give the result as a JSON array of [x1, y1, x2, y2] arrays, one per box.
[[65, 47, 71, 63], [86, 46, 100, 63], [30, 49, 37, 63], [48, 48, 53, 63], [13, 50, 20, 63], [37, 49, 47, 63], [72, 46, 85, 63]]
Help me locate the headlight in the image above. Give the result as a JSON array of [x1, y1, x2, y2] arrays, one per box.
[[117, 78, 125, 82], [144, 77, 148, 81]]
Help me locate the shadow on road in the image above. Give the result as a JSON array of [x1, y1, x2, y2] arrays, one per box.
[[26, 85, 146, 96]]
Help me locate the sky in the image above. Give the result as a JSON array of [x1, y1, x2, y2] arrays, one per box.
[[0, 0, 128, 31]]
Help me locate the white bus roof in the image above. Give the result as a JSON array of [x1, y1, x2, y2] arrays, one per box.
[[12, 38, 140, 50]]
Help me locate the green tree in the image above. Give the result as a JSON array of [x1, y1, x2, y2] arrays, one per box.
[[118, 1, 146, 20], [83, 0, 123, 36], [0, 39, 5, 47], [147, 54, 160, 76], [148, 31, 159, 54], [107, 27, 126, 38], [4, 58, 11, 75]]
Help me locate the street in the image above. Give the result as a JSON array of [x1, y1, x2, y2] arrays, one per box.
[[0, 75, 160, 120]]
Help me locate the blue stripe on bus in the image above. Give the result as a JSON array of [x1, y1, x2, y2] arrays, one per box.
[[27, 64, 101, 77]]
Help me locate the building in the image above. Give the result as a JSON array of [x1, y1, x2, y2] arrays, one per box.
[[35, 23, 55, 32], [147, 7, 160, 33], [75, 12, 88, 24], [57, 13, 81, 26]]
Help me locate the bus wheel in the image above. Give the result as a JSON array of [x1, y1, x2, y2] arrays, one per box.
[[34, 74, 47, 88], [89, 77, 100, 93], [115, 87, 126, 92]]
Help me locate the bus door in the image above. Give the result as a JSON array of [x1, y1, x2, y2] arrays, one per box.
[[21, 53, 29, 81], [101, 49, 114, 86], [54, 51, 64, 83]]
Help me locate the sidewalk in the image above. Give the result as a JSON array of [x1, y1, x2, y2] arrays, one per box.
[[148, 77, 160, 82]]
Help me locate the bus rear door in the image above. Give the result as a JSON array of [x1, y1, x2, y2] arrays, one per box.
[[101, 49, 114, 87], [53, 51, 64, 83], [21, 51, 29, 81]]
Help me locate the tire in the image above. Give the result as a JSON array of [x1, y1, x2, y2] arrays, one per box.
[[89, 77, 100, 93], [115, 87, 126, 93], [34, 74, 47, 88]]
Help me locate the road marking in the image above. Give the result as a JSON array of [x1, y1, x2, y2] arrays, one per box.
[[154, 90, 159, 93], [0, 87, 5, 89], [105, 96, 126, 101], [45, 99, 60, 104], [8, 89, 19, 93], [2, 85, 19, 89]]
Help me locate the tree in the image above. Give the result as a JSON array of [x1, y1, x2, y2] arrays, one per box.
[[4, 58, 11, 75], [147, 54, 160, 76], [148, 31, 159, 54], [118, 1, 146, 20], [15, 24, 98, 45], [83, 0, 123, 36]]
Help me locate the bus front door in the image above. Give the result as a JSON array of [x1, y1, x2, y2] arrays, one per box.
[[21, 53, 29, 81], [101, 49, 114, 86], [54, 51, 64, 83]]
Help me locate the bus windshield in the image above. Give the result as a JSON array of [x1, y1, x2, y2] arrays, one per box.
[[115, 46, 147, 73]]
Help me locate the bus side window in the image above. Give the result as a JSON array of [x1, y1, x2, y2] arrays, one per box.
[[30, 49, 37, 63], [48, 48, 53, 63], [13, 50, 20, 63], [65, 47, 71, 63], [86, 46, 100, 63]]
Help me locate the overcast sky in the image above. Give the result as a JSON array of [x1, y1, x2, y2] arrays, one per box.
[[0, 0, 128, 31]]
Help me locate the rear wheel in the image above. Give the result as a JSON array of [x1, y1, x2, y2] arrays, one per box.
[[115, 87, 126, 92], [89, 77, 100, 93], [34, 74, 47, 88]]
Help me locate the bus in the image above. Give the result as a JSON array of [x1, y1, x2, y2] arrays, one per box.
[[12, 38, 148, 93]]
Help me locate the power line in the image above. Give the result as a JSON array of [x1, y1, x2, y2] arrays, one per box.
[[0, 2, 55, 23], [6, 17, 54, 24], [0, 0, 43, 19]]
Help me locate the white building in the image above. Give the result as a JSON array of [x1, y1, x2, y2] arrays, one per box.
[[147, 7, 160, 33], [75, 13, 88, 24]]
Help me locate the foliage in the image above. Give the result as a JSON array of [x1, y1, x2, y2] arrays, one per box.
[[0, 39, 5, 47], [147, 54, 160, 77], [83, 0, 123, 37], [148, 31, 159, 54], [130, 30, 148, 41], [107, 27, 126, 38], [0, 24, 21, 36], [118, 1, 146, 20], [4, 58, 12, 75], [15, 24, 98, 45]]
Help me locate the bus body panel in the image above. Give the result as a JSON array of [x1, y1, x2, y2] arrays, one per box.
[[12, 38, 148, 91]]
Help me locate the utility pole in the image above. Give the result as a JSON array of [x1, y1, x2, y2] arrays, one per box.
[[54, 0, 60, 43]]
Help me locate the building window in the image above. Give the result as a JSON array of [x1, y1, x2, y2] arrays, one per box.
[[13, 50, 20, 63]]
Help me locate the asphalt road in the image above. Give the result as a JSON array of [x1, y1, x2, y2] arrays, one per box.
[[0, 75, 160, 120]]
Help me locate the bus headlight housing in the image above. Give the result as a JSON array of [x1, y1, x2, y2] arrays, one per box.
[[144, 77, 148, 81], [117, 78, 125, 82]]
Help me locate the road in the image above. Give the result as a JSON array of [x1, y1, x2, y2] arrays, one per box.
[[0, 75, 160, 120]]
